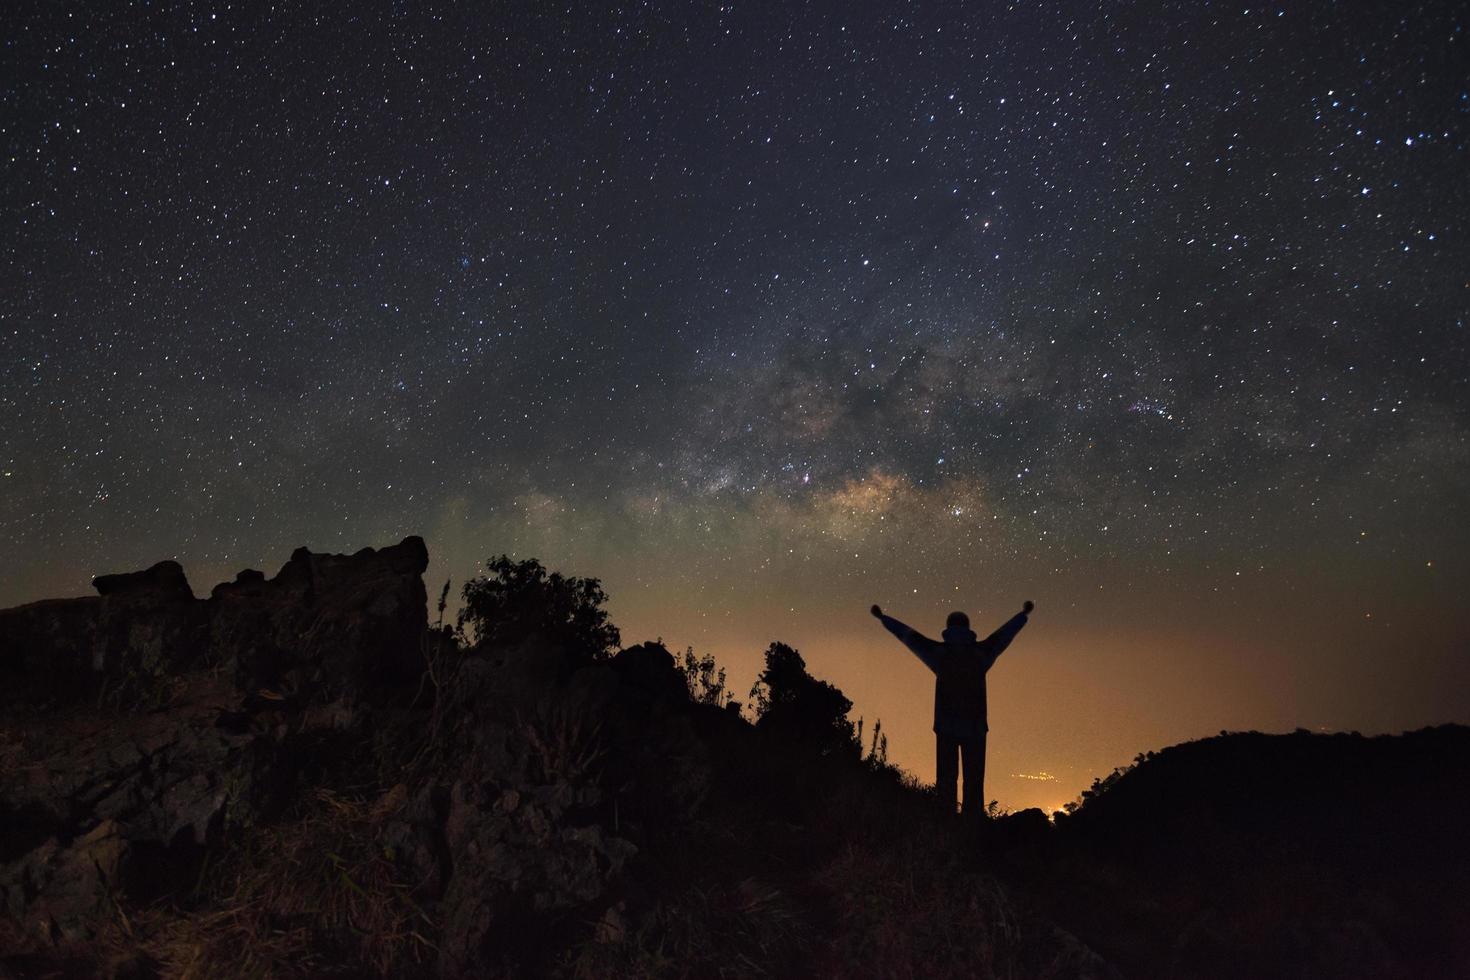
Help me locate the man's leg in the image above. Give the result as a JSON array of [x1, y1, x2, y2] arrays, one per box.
[[935, 732, 959, 814], [960, 733, 987, 818]]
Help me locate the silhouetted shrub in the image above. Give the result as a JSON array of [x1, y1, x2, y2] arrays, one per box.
[[457, 555, 620, 662], [750, 641, 857, 757], [677, 645, 732, 708]]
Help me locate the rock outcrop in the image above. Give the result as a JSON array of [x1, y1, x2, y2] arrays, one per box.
[[0, 536, 428, 707], [0, 675, 270, 945], [0, 538, 718, 979], [208, 536, 429, 697], [0, 538, 430, 952]]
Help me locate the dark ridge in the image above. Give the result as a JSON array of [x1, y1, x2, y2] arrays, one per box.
[[0, 539, 1464, 979]]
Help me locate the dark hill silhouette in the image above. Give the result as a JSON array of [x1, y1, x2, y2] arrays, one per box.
[[0, 539, 1464, 979], [1032, 726, 1470, 979]]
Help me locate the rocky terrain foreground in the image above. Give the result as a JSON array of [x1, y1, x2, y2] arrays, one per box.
[[1, 538, 1466, 978]]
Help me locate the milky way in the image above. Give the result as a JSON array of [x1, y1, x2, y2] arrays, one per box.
[[6, 2, 1468, 807]]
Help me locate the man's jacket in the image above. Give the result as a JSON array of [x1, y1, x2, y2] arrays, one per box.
[[879, 611, 1029, 738]]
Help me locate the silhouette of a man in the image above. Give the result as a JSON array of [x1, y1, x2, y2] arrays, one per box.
[[871, 600, 1034, 817]]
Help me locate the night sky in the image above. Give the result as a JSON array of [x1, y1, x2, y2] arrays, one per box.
[[6, 2, 1468, 810]]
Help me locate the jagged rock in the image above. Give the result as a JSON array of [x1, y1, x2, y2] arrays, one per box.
[[0, 673, 282, 944], [380, 784, 454, 903], [209, 567, 266, 597], [1, 820, 128, 945], [0, 539, 428, 708], [209, 535, 429, 698], [436, 775, 636, 976]]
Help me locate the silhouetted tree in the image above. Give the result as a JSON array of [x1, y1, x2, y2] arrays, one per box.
[[457, 556, 620, 661], [749, 641, 857, 757]]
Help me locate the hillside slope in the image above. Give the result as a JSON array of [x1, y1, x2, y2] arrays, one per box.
[[0, 539, 1103, 979], [1, 539, 1464, 978]]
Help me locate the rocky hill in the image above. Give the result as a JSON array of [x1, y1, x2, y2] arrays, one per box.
[[1, 538, 1464, 978]]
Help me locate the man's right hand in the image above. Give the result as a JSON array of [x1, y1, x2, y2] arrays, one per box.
[[871, 604, 883, 618], [1023, 600, 1035, 614]]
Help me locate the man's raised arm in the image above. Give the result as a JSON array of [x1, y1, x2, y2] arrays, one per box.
[[981, 600, 1034, 658], [870, 604, 942, 672]]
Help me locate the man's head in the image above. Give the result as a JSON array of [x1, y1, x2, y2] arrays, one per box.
[[946, 611, 970, 630]]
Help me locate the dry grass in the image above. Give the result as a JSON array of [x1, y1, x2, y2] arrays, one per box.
[[566, 877, 811, 979], [523, 699, 607, 784], [816, 837, 1020, 979], [403, 629, 468, 774], [82, 785, 438, 980]]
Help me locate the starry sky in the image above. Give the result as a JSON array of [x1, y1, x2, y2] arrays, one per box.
[[6, 1, 1469, 810]]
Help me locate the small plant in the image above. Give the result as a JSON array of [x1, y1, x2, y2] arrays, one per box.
[[524, 699, 607, 785], [403, 580, 469, 775]]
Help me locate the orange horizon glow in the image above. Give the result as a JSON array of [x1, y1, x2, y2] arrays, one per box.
[[5, 525, 1466, 815]]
